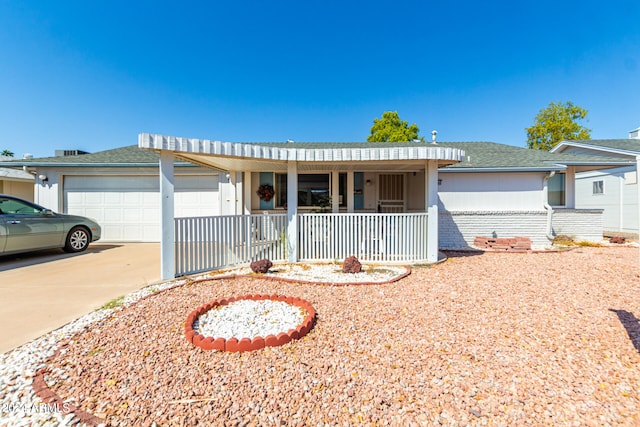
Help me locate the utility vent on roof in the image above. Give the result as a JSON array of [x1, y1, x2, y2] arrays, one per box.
[[629, 127, 640, 140], [55, 149, 89, 157]]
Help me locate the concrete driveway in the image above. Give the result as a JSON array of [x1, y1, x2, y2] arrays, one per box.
[[0, 243, 161, 354]]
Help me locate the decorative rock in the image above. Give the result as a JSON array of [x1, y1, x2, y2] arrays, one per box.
[[609, 236, 626, 244], [342, 256, 362, 274], [250, 259, 273, 274]]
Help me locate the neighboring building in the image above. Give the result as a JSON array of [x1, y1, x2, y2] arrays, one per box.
[[0, 155, 34, 201], [551, 127, 640, 236]]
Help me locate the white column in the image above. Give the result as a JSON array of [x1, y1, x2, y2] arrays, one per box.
[[219, 172, 237, 215], [243, 172, 252, 215], [332, 171, 340, 212], [347, 171, 354, 213], [637, 157, 640, 267], [159, 152, 175, 280], [565, 167, 576, 208], [287, 162, 298, 262], [425, 160, 439, 263], [234, 172, 243, 214]]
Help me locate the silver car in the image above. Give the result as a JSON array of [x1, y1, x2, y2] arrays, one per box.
[[0, 194, 101, 255]]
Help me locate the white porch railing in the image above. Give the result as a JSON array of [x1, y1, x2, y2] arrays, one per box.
[[175, 214, 288, 276], [174, 212, 430, 276], [298, 212, 429, 262]]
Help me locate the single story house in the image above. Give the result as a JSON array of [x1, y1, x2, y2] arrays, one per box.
[[550, 127, 640, 236], [1, 135, 634, 278]]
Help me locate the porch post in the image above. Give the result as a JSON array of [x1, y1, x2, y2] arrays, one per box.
[[347, 172, 354, 213], [565, 167, 576, 209], [332, 171, 340, 212], [234, 172, 243, 214], [159, 151, 175, 280], [220, 171, 239, 215], [637, 156, 640, 267], [287, 161, 298, 262], [243, 172, 252, 215], [425, 160, 439, 263]]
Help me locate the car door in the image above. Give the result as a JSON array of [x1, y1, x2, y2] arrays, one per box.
[[0, 197, 64, 253], [0, 214, 7, 253]]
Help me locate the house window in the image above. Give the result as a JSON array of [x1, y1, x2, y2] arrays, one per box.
[[548, 173, 565, 206], [592, 180, 604, 195], [275, 173, 331, 208]]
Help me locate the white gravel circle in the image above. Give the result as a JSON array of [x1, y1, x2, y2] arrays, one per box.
[[193, 299, 306, 340]]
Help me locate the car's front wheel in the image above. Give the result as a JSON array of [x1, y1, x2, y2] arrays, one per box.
[[64, 226, 91, 253]]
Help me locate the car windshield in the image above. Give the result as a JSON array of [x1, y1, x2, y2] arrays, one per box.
[[0, 197, 45, 215]]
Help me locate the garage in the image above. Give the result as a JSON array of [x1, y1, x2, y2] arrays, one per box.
[[64, 174, 219, 241]]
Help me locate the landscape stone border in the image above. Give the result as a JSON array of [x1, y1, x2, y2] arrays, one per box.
[[207, 264, 412, 286], [185, 294, 316, 352]]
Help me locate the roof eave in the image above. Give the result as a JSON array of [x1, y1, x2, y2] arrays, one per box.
[[138, 133, 466, 165], [439, 166, 567, 173], [552, 141, 640, 157]]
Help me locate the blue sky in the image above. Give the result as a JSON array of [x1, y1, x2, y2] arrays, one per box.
[[1, 1, 639, 158]]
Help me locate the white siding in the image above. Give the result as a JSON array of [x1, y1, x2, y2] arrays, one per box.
[[438, 172, 544, 211], [575, 167, 639, 233]]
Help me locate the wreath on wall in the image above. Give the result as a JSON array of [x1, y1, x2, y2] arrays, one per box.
[[256, 183, 275, 202]]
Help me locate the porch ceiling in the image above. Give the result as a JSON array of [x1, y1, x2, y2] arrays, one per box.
[[139, 133, 465, 173], [176, 152, 455, 172]]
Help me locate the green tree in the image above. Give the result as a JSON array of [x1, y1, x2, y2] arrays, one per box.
[[525, 101, 591, 150], [367, 111, 423, 142], [1, 149, 14, 157]]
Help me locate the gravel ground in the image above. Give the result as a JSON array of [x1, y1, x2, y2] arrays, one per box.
[[5, 247, 640, 426]]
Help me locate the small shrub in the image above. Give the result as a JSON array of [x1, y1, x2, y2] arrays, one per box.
[[250, 259, 273, 274], [553, 235, 574, 246], [575, 240, 603, 247], [101, 296, 125, 310]]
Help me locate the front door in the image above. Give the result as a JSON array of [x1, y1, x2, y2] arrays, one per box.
[[378, 174, 405, 213]]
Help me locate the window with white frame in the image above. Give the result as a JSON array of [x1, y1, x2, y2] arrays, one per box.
[[275, 173, 330, 208], [592, 180, 604, 195], [274, 173, 347, 209], [548, 173, 566, 206]]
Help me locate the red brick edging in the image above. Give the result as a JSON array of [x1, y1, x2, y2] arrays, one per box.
[[33, 354, 104, 426], [185, 294, 316, 352]]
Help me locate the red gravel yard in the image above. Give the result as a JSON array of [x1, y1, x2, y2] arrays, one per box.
[[42, 247, 640, 426]]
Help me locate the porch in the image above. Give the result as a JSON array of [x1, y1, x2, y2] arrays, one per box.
[[138, 133, 465, 279], [175, 210, 435, 276]]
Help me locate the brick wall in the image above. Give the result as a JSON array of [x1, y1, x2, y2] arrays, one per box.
[[438, 209, 604, 250], [551, 209, 604, 241]]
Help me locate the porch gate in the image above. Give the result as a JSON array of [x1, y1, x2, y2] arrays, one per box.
[[174, 214, 288, 276]]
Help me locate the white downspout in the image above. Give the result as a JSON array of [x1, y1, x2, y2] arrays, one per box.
[[543, 171, 555, 241]]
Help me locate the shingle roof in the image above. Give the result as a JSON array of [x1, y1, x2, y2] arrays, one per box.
[[0, 141, 633, 171], [0, 145, 160, 166], [437, 142, 634, 170]]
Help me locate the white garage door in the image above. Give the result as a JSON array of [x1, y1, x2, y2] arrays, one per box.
[[64, 175, 219, 242]]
